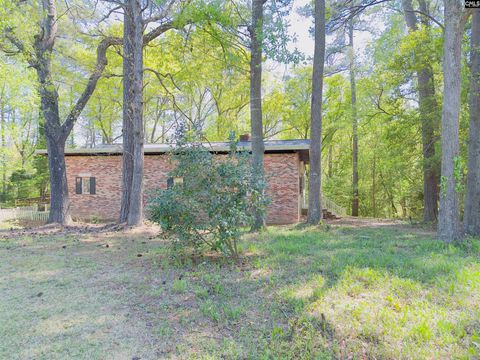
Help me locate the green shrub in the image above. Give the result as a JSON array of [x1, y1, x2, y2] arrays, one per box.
[[148, 135, 267, 259]]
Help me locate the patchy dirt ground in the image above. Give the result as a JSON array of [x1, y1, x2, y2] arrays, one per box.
[[325, 216, 436, 231], [0, 223, 287, 359], [0, 216, 431, 240], [0, 221, 148, 239], [327, 216, 406, 227], [0, 221, 478, 359]]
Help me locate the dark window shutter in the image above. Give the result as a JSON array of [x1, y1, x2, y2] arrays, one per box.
[[90, 177, 96, 195], [167, 177, 174, 189], [75, 177, 82, 194]]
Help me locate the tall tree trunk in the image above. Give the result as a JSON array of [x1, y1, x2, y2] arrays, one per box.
[[120, 0, 144, 226], [465, 9, 480, 236], [418, 66, 439, 222], [4, 2, 143, 225], [349, 19, 359, 217], [45, 135, 71, 223], [119, 1, 137, 223], [438, 0, 466, 242], [307, 0, 326, 225], [35, 25, 72, 224], [0, 0, 120, 224], [34, 0, 71, 224], [41, 89, 72, 224], [402, 0, 440, 223], [118, 3, 178, 226], [127, 0, 145, 226], [250, 0, 266, 230]]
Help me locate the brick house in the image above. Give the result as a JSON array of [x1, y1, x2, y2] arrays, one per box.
[[48, 140, 310, 224]]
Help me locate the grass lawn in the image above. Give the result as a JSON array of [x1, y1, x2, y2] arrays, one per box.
[[0, 220, 479, 359]]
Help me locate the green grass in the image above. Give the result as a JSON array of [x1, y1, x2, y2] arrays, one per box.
[[0, 222, 479, 359], [250, 225, 480, 359], [172, 279, 188, 293]]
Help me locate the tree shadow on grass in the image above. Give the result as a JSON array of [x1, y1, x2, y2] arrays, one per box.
[[238, 225, 480, 357], [2, 224, 478, 359], [256, 224, 478, 287]]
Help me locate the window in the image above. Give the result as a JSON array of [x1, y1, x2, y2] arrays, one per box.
[[75, 177, 96, 195]]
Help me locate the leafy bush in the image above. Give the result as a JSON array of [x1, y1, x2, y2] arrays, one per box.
[[148, 136, 267, 259]]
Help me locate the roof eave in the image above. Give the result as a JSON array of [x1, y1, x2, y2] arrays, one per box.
[[35, 140, 311, 156]]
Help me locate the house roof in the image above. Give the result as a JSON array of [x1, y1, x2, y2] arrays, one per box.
[[36, 139, 311, 157]]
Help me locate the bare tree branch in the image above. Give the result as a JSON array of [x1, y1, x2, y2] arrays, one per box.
[[410, 9, 444, 29], [62, 36, 122, 138], [328, 0, 391, 32]]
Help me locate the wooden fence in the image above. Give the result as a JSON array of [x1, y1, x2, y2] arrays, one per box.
[[0, 206, 50, 223]]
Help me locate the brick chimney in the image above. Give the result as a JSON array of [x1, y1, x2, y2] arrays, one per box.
[[239, 134, 250, 142]]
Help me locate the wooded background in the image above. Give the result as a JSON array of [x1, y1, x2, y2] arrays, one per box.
[[0, 0, 478, 240]]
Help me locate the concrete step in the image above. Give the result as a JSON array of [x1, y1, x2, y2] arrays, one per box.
[[302, 208, 342, 220]]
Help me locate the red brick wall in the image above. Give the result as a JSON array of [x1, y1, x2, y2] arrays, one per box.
[[65, 152, 300, 224], [264, 153, 300, 224]]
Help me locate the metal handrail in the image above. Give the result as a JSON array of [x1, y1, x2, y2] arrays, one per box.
[[321, 194, 347, 217], [301, 193, 347, 217]]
